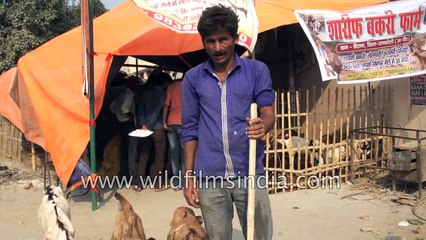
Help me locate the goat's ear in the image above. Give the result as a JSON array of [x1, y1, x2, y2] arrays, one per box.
[[196, 216, 203, 225]]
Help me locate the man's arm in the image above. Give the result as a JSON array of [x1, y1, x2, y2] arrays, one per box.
[[246, 105, 275, 139], [162, 106, 169, 129], [259, 105, 275, 134], [163, 89, 171, 129], [183, 140, 200, 208], [137, 93, 147, 128], [180, 71, 200, 208], [248, 61, 275, 139]]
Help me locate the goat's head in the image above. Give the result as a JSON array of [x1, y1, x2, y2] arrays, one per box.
[[171, 207, 203, 226]]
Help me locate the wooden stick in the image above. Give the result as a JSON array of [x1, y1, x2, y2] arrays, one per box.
[[247, 103, 257, 240], [31, 142, 36, 171]]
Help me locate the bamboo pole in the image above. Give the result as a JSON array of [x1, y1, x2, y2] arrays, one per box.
[[305, 89, 310, 169], [17, 131, 22, 162], [324, 89, 330, 177], [281, 91, 285, 170], [319, 88, 324, 166], [339, 88, 344, 177], [0, 118, 3, 157], [332, 88, 338, 168], [296, 90, 301, 171], [247, 103, 257, 240], [286, 91, 293, 189], [31, 142, 36, 171]]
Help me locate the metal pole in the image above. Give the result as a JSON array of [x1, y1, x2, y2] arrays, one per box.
[[416, 130, 423, 198], [88, 0, 97, 211]]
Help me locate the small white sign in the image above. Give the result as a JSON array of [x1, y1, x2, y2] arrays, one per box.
[[129, 129, 154, 138]]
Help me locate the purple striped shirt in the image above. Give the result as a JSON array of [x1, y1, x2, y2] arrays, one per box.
[[181, 56, 275, 177]]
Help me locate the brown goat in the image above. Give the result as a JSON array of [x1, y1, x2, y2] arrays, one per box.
[[410, 42, 426, 70], [111, 192, 151, 240], [167, 207, 208, 240]]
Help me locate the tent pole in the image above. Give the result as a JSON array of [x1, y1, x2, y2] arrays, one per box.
[[88, 0, 97, 212], [82, 0, 97, 211]]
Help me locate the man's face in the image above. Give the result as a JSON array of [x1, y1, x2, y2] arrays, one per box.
[[202, 30, 238, 68]]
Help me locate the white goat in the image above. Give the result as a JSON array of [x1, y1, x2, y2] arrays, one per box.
[[279, 135, 324, 167], [38, 185, 74, 240], [324, 139, 371, 164]]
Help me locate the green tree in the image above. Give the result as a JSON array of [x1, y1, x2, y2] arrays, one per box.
[[67, 0, 107, 28], [0, 0, 107, 74]]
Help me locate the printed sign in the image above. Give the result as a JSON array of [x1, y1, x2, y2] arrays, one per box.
[[133, 0, 259, 52], [295, 0, 426, 84], [410, 74, 426, 106]]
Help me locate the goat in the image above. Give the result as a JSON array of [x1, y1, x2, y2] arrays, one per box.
[[111, 192, 153, 240], [350, 140, 371, 162], [279, 135, 324, 168], [38, 185, 75, 240], [324, 139, 371, 164], [167, 207, 208, 240], [410, 42, 426, 70], [324, 142, 347, 164]]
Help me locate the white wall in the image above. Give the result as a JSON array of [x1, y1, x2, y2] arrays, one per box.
[[382, 77, 426, 142]]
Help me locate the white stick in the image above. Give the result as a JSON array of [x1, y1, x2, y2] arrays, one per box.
[[247, 103, 257, 240]]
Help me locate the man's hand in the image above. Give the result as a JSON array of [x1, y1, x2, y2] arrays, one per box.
[[127, 112, 134, 122], [246, 117, 265, 139], [246, 105, 275, 140], [183, 177, 200, 208], [163, 122, 168, 130]]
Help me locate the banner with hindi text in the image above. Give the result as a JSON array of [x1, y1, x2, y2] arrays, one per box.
[[295, 0, 426, 84], [133, 0, 259, 52]]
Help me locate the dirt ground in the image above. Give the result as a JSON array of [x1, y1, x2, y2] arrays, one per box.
[[0, 157, 425, 240]]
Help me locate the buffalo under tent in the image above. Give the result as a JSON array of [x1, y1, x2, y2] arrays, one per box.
[[0, 0, 388, 187]]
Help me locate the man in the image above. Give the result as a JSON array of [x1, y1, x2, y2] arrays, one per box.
[[180, 5, 275, 240], [133, 72, 170, 192], [109, 75, 139, 178], [162, 78, 184, 189]]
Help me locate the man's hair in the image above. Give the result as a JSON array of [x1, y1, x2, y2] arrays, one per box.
[[125, 75, 139, 86], [197, 4, 239, 40], [146, 72, 172, 87]]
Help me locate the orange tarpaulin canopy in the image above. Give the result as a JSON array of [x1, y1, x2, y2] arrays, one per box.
[[0, 68, 22, 132], [0, 0, 388, 186]]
